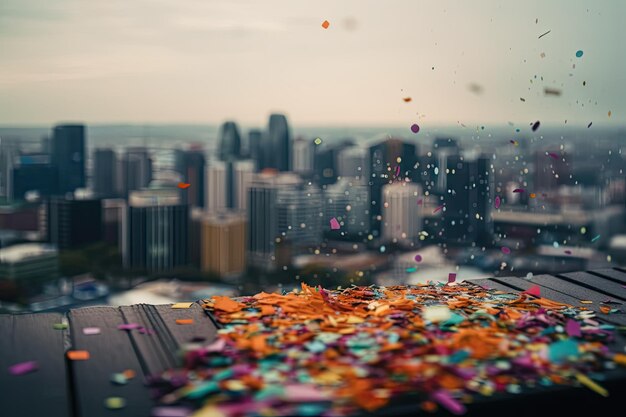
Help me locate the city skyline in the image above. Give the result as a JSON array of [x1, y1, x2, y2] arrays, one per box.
[[1, 0, 625, 126]]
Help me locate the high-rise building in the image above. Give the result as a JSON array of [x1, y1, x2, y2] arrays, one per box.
[[0, 137, 19, 198], [382, 182, 422, 245], [324, 178, 370, 239], [337, 146, 369, 183], [443, 155, 493, 245], [119, 148, 152, 198], [123, 188, 189, 272], [276, 183, 323, 247], [218, 121, 242, 161], [268, 114, 290, 171], [180, 149, 206, 208], [93, 148, 117, 198], [51, 124, 86, 194], [233, 160, 255, 211], [10, 155, 59, 201], [206, 161, 229, 212], [248, 129, 265, 171], [201, 212, 246, 277], [102, 198, 125, 248], [47, 196, 102, 250], [292, 137, 314, 175]]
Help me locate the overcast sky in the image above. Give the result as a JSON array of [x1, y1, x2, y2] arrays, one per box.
[[0, 0, 624, 127]]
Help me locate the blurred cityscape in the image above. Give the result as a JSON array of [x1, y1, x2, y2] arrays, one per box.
[[1, 119, 625, 313]]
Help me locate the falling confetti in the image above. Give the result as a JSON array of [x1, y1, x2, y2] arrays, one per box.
[[576, 50, 584, 58], [403, 97, 412, 102], [544, 87, 562, 96], [494, 195, 501, 209], [520, 97, 526, 102], [321, 20, 330, 29], [513, 188, 525, 193], [523, 285, 541, 297], [314, 137, 323, 145], [531, 121, 541, 132], [591, 235, 601, 242], [414, 254, 423, 263], [82, 327, 101, 335], [329, 217, 340, 230], [104, 397, 127, 410], [447, 273, 457, 283], [176, 319, 194, 325], [178, 182, 191, 189], [510, 140, 519, 146], [564, 250, 572, 255], [67, 350, 90, 361], [547, 152, 559, 160], [433, 205, 444, 213], [410, 124, 420, 134], [530, 193, 536, 198], [538, 30, 551, 39], [608, 110, 612, 117], [501, 247, 511, 255], [587, 122, 593, 128]]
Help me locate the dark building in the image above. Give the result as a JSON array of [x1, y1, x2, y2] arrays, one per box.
[[248, 129, 265, 171], [442, 155, 493, 245], [51, 124, 85, 194], [180, 149, 206, 208], [10, 155, 59, 200], [93, 148, 117, 198], [313, 141, 354, 187], [218, 121, 242, 162], [369, 139, 419, 235], [268, 114, 291, 171], [119, 148, 152, 198], [47, 197, 103, 250]]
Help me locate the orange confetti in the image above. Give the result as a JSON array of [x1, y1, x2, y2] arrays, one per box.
[[530, 193, 536, 198], [67, 350, 90, 361], [599, 305, 610, 314], [321, 20, 330, 29], [178, 182, 191, 189], [213, 295, 245, 313], [176, 319, 194, 325], [608, 110, 612, 117], [403, 97, 412, 102], [122, 369, 136, 379]]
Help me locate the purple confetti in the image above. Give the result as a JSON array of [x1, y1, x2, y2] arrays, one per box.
[[117, 323, 141, 331], [448, 273, 457, 283], [566, 319, 582, 337], [9, 361, 38, 376], [564, 250, 572, 255], [329, 217, 340, 230], [414, 254, 423, 263], [494, 196, 501, 209], [151, 407, 194, 417], [548, 152, 559, 160], [513, 188, 525, 193], [432, 390, 466, 415], [410, 124, 420, 134], [501, 247, 511, 254], [433, 205, 444, 214]]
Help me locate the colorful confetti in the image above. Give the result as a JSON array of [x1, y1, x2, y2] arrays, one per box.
[[410, 124, 420, 134], [329, 217, 340, 230], [494, 196, 501, 209], [104, 397, 127, 410], [321, 20, 330, 29], [513, 188, 525, 193], [82, 327, 101, 335], [67, 350, 90, 361], [177, 182, 191, 189], [591, 235, 601, 242], [501, 246, 511, 254], [447, 272, 457, 283], [176, 319, 194, 325], [433, 205, 444, 213], [9, 361, 38, 376], [523, 285, 541, 297], [547, 152, 559, 160], [403, 97, 412, 102], [314, 137, 323, 145], [576, 50, 584, 58], [414, 254, 423, 263]]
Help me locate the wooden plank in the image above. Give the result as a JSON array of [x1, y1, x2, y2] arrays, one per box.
[[68, 306, 154, 417], [558, 271, 626, 301], [589, 268, 626, 285], [0, 313, 71, 417], [153, 302, 219, 346], [469, 278, 521, 293]]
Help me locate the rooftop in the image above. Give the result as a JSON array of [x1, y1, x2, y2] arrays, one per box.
[[0, 243, 57, 264]]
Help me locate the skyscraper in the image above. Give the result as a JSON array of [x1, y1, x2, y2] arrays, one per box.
[[10, 154, 59, 200], [382, 182, 422, 246], [47, 196, 103, 250], [119, 147, 152, 198], [51, 124, 86, 194], [324, 178, 370, 239], [123, 188, 188, 272], [337, 146, 369, 183], [233, 159, 255, 211], [218, 121, 242, 161], [180, 149, 206, 208], [201, 212, 246, 277], [206, 161, 229, 212], [292, 137, 314, 175], [248, 129, 265, 171], [93, 148, 117, 198], [268, 114, 290, 171]]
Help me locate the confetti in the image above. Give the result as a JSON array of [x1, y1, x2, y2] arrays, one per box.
[[313, 137, 322, 145], [111, 373, 128, 385], [564, 250, 572, 255], [580, 300, 593, 304], [67, 350, 90, 361], [523, 285, 541, 297], [433, 205, 444, 214], [501, 247, 511, 255], [329, 217, 340, 230], [410, 124, 420, 134], [53, 323, 68, 330], [151, 407, 194, 417], [544, 87, 561, 96], [123, 369, 136, 379], [176, 319, 194, 325], [575, 374, 608, 397], [600, 305, 611, 314], [422, 305, 452, 323], [608, 110, 612, 117], [513, 188, 525, 193], [520, 97, 526, 102], [575, 50, 584, 58], [9, 361, 38, 376], [494, 196, 501, 209], [321, 20, 330, 29], [587, 122, 593, 128], [172, 302, 194, 309], [118, 323, 141, 330], [531, 121, 541, 132], [432, 390, 466, 415], [83, 327, 101, 335], [591, 235, 601, 242], [447, 273, 457, 283], [547, 152, 559, 159], [177, 182, 191, 189], [104, 397, 127, 410], [566, 319, 581, 337], [414, 254, 423, 263], [529, 193, 536, 198], [403, 97, 412, 102], [510, 140, 519, 146], [538, 30, 551, 39]]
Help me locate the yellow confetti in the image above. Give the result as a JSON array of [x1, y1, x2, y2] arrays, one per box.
[[575, 373, 609, 397], [613, 353, 626, 367], [579, 300, 593, 304], [104, 397, 126, 409], [172, 302, 194, 309]]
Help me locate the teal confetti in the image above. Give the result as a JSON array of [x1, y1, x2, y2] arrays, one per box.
[[591, 235, 600, 242], [576, 50, 584, 58]]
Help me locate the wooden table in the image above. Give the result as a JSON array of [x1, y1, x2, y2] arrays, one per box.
[[1, 268, 625, 417]]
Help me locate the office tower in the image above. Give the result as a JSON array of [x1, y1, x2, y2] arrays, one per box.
[[201, 212, 246, 277], [268, 114, 291, 171], [51, 124, 85, 194], [119, 148, 152, 197], [369, 139, 419, 235], [233, 160, 255, 211], [102, 198, 125, 248], [93, 149, 117, 198], [431, 138, 460, 193], [443, 155, 493, 245], [247, 172, 300, 271], [218, 121, 242, 161], [248, 129, 266, 171], [313, 141, 354, 187], [276, 183, 323, 246], [206, 161, 229, 211], [123, 188, 189, 272], [324, 178, 370, 239], [292, 137, 314, 175], [337, 146, 369, 183], [10, 155, 59, 201], [180, 149, 206, 208], [382, 182, 422, 245], [47, 196, 102, 250], [0, 137, 19, 197]]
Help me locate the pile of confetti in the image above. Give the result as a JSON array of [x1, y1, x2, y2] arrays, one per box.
[[149, 282, 625, 416]]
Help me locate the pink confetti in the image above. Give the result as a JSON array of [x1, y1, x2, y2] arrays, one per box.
[[329, 217, 340, 230], [501, 246, 511, 254], [548, 152, 559, 160], [566, 319, 582, 337], [448, 273, 457, 283], [414, 254, 423, 263], [117, 323, 141, 331], [433, 205, 444, 214], [513, 188, 525, 193], [395, 166, 400, 176], [494, 196, 501, 209], [9, 361, 38, 376], [417, 198, 423, 205], [431, 390, 466, 415], [82, 327, 101, 335], [523, 285, 541, 298]]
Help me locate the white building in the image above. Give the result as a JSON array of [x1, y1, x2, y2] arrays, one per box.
[[382, 182, 422, 245]]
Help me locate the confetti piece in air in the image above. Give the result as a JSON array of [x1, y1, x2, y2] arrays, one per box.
[[321, 20, 330, 29], [329, 217, 340, 230], [530, 193, 536, 198], [548, 152, 559, 160], [406, 267, 417, 273], [433, 205, 444, 213], [123, 369, 136, 379], [410, 123, 420, 133], [510, 139, 519, 146], [432, 390, 467, 416], [176, 319, 194, 325], [501, 247, 511, 254], [313, 137, 322, 145], [448, 273, 457, 283], [513, 188, 525, 193], [538, 29, 551, 39], [520, 97, 526, 102], [172, 302, 194, 309], [494, 195, 501, 208], [67, 350, 90, 361], [395, 165, 400, 176], [566, 319, 582, 337], [540, 52, 546, 58], [564, 250, 572, 255], [531, 120, 541, 132], [608, 110, 612, 117], [587, 122, 593, 128], [549, 339, 580, 363], [414, 254, 423, 263], [9, 361, 38, 376], [592, 235, 601, 242], [417, 198, 423, 205], [53, 323, 68, 330], [575, 374, 609, 397], [544, 87, 562, 96], [403, 97, 412, 102], [177, 182, 191, 189], [104, 397, 127, 410], [523, 285, 541, 297], [82, 327, 101, 335], [576, 50, 584, 58]]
